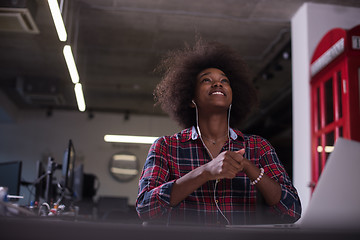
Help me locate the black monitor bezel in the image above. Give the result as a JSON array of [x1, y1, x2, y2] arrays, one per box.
[[0, 161, 22, 196]]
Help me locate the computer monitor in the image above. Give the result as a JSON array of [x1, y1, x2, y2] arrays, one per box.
[[62, 139, 76, 194], [0, 161, 22, 196], [34, 160, 46, 202]]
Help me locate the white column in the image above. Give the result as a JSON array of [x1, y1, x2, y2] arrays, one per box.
[[291, 3, 312, 212]]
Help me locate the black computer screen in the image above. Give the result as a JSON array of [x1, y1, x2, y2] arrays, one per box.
[[62, 139, 76, 192], [0, 161, 22, 196], [34, 160, 45, 202]]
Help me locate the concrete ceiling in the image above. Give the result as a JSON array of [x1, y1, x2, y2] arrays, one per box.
[[1, 0, 359, 146]]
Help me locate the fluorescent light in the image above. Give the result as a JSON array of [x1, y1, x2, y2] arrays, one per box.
[[7, 195, 24, 199], [47, 0, 67, 42], [113, 154, 137, 162], [74, 83, 86, 112], [63, 45, 79, 84], [110, 167, 139, 175], [324, 146, 334, 153], [317, 146, 334, 153], [104, 135, 158, 144]]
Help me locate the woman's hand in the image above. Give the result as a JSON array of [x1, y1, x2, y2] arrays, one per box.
[[203, 149, 249, 180], [202, 148, 282, 206], [170, 148, 281, 207]]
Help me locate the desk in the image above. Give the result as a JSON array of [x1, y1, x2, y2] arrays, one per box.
[[0, 216, 359, 240]]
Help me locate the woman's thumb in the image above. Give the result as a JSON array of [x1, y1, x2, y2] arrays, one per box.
[[235, 148, 245, 156]]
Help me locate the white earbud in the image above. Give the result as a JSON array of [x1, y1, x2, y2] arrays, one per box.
[[192, 100, 197, 107]]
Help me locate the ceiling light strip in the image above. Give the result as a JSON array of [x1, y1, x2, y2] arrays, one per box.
[[63, 43, 86, 113], [48, 1, 86, 113], [74, 83, 86, 112], [104, 135, 158, 144], [63, 45, 79, 84], [47, 0, 67, 42]]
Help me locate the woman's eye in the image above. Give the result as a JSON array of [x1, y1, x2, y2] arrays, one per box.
[[201, 78, 211, 83], [221, 78, 230, 83]]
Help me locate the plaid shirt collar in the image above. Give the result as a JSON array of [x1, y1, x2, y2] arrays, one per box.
[[179, 126, 244, 142]]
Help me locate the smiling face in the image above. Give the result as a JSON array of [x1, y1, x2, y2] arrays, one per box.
[[193, 68, 233, 111]]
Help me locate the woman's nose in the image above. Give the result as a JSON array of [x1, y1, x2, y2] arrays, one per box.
[[212, 79, 222, 87]]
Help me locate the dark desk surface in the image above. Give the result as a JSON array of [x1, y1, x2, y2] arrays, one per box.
[[1, 216, 359, 240]]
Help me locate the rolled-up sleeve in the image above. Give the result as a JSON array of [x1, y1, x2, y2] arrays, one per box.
[[136, 137, 174, 221]]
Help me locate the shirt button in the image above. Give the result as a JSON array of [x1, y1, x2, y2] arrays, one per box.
[[215, 200, 219, 203]]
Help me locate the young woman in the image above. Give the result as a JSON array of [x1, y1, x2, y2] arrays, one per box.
[[136, 39, 301, 226]]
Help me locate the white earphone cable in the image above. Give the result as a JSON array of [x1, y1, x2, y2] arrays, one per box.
[[193, 100, 231, 225]]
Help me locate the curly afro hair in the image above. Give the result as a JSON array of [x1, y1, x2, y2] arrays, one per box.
[[154, 38, 258, 128]]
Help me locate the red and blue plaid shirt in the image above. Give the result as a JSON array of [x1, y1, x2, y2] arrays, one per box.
[[136, 127, 301, 225]]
